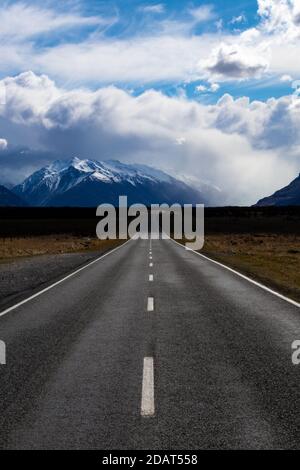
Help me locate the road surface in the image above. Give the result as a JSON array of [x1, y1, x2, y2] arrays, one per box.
[[0, 237, 300, 450]]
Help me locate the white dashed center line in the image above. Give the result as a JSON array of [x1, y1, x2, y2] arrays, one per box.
[[147, 297, 154, 311], [149, 274, 153, 282], [141, 357, 155, 417], [149, 262, 153, 267]]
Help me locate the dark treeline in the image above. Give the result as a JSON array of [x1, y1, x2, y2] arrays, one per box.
[[0, 206, 299, 237]]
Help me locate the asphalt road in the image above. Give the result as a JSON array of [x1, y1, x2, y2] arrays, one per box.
[[0, 237, 300, 450]]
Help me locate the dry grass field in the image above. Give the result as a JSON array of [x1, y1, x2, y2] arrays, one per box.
[[0, 235, 123, 262]]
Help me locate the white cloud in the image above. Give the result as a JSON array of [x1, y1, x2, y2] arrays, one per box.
[[34, 35, 215, 84], [240, 1, 300, 81], [140, 4, 165, 14], [257, 0, 300, 37], [230, 14, 247, 25], [210, 83, 220, 92], [294, 0, 300, 24], [280, 74, 293, 82], [209, 93, 300, 153], [1, 71, 60, 125], [201, 43, 269, 80], [196, 85, 208, 92], [179, 1, 300, 82], [189, 5, 216, 23], [175, 137, 186, 145], [0, 1, 299, 85], [0, 71, 299, 205], [0, 139, 8, 150], [0, 3, 106, 40], [196, 83, 219, 93]]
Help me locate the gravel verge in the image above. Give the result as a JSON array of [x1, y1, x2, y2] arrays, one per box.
[[0, 250, 108, 311]]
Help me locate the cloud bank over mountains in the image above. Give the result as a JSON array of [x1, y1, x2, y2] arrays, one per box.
[[0, 70, 299, 205], [0, 1, 300, 205]]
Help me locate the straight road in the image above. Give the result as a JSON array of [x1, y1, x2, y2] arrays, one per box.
[[0, 237, 300, 449]]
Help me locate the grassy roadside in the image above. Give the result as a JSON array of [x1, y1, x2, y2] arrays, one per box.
[[176, 233, 300, 304], [0, 235, 125, 263]]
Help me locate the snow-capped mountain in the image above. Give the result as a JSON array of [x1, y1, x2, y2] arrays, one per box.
[[13, 157, 207, 207], [255, 173, 300, 206], [0, 185, 27, 207]]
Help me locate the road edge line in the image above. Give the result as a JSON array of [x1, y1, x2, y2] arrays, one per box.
[[0, 239, 133, 318], [170, 237, 300, 308]]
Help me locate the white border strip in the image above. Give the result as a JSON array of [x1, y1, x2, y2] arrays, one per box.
[[0, 239, 132, 318], [170, 237, 300, 308]]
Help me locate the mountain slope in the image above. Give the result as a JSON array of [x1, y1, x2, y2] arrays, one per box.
[[255, 173, 300, 206], [14, 158, 207, 207], [0, 185, 27, 207]]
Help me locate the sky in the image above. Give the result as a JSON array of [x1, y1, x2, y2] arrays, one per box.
[[0, 0, 300, 204]]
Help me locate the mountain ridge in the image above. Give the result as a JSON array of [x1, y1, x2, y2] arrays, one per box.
[[0, 185, 27, 207], [255, 173, 300, 206], [13, 158, 208, 207]]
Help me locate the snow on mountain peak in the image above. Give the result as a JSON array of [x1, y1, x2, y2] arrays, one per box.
[[45, 157, 174, 185], [13, 157, 208, 207], [14, 158, 174, 203]]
